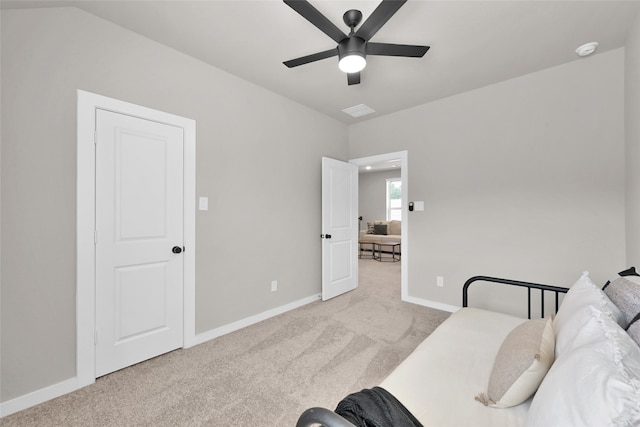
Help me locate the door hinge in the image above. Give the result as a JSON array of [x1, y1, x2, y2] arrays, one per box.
[[94, 230, 97, 245], [93, 131, 98, 145]]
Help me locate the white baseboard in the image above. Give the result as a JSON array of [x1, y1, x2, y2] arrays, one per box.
[[1, 294, 321, 418], [0, 375, 93, 418], [191, 293, 322, 346], [403, 295, 461, 313]]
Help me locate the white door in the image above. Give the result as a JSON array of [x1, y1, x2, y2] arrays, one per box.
[[95, 109, 184, 377], [321, 157, 359, 300]]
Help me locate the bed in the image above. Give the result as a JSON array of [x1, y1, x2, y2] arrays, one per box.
[[296, 272, 640, 427]]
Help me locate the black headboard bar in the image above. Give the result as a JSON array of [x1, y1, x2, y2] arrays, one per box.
[[462, 276, 569, 319]]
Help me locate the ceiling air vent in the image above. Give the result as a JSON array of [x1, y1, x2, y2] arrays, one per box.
[[342, 104, 375, 118]]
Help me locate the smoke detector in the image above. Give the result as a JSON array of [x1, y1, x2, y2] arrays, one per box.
[[576, 42, 598, 57]]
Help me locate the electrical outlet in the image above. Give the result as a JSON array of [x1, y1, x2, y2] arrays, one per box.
[[271, 280, 277, 292], [437, 276, 444, 287]]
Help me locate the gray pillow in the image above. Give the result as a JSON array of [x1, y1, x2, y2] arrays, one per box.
[[475, 317, 554, 408], [602, 266, 640, 290], [373, 224, 388, 235], [604, 277, 640, 328], [366, 222, 375, 234]]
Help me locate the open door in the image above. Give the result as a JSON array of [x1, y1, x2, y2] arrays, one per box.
[[321, 157, 358, 300]]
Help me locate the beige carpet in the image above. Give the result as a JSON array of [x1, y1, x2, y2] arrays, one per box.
[[3, 256, 450, 426]]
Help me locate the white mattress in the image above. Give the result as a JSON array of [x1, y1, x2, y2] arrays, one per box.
[[380, 307, 530, 426]]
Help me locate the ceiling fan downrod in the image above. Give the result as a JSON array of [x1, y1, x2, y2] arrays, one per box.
[[343, 9, 362, 35]]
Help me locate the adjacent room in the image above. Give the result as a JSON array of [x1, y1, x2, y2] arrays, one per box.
[[2, 0, 640, 425], [357, 159, 403, 263]]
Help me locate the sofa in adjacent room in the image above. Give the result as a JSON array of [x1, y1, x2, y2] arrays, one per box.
[[359, 220, 401, 246]]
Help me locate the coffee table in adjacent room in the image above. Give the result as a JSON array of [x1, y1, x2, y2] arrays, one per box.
[[374, 241, 401, 262], [358, 240, 375, 259]]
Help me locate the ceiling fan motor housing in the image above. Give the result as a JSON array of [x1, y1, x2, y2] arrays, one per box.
[[339, 36, 366, 59], [338, 36, 367, 73]]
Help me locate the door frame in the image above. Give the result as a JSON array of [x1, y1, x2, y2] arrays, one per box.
[[76, 90, 196, 387], [349, 151, 409, 300]]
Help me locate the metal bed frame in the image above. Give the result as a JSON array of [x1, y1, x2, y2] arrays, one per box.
[[296, 408, 356, 427], [462, 275, 569, 318], [296, 275, 570, 427]]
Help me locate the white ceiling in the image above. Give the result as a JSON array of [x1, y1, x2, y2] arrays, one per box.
[[3, 0, 640, 124]]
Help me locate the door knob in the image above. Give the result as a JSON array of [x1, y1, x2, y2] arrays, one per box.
[[172, 246, 183, 254]]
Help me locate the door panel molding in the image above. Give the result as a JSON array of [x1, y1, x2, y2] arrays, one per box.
[[77, 90, 196, 387]]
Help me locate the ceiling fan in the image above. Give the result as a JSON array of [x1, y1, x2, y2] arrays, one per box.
[[283, 0, 430, 86]]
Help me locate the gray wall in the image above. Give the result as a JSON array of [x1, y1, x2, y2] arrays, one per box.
[[349, 48, 626, 316], [359, 170, 401, 227], [626, 13, 640, 265], [0, 7, 347, 401]]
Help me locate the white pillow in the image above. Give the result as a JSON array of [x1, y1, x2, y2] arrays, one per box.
[[526, 307, 640, 427], [553, 271, 624, 358], [475, 317, 554, 408]]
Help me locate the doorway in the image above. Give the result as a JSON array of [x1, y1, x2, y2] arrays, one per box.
[[76, 90, 196, 387], [350, 151, 408, 300]]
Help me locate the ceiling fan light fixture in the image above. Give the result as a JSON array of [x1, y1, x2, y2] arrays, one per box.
[[339, 54, 366, 73], [338, 36, 367, 73]]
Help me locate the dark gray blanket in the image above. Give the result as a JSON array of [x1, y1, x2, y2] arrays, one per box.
[[334, 386, 423, 427]]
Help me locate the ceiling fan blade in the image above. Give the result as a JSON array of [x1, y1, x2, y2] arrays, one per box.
[[284, 0, 348, 43], [283, 48, 338, 68], [347, 72, 361, 85], [355, 0, 407, 41], [367, 42, 430, 57]]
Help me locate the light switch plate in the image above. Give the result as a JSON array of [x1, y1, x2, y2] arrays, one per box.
[[414, 201, 425, 211], [199, 197, 208, 211]]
